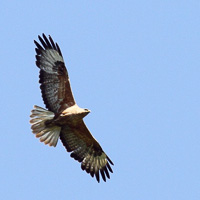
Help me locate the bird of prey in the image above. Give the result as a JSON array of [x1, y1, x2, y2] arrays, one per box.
[[30, 34, 113, 182]]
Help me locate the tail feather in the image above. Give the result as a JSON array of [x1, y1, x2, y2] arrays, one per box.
[[30, 105, 61, 147]]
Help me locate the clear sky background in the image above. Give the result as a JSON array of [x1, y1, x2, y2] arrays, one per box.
[[1, 1, 200, 199]]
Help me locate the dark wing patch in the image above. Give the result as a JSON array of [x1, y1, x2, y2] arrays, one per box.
[[34, 34, 75, 113], [60, 121, 114, 183]]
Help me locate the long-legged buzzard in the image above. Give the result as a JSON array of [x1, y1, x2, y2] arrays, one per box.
[[30, 34, 114, 182]]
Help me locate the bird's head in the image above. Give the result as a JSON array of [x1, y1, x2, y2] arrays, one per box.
[[75, 108, 90, 119], [83, 108, 91, 117], [84, 108, 91, 113]]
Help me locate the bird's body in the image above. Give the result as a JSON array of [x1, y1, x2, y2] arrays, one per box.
[[47, 104, 90, 126], [30, 34, 113, 182]]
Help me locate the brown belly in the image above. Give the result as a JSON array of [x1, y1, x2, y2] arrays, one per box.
[[53, 114, 82, 126]]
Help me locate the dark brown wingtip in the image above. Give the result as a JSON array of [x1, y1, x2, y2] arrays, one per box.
[[42, 33, 52, 49], [107, 156, 114, 165], [104, 166, 110, 179], [34, 40, 44, 50], [35, 61, 40, 68], [42, 33, 46, 39], [95, 171, 100, 183], [106, 162, 113, 173], [35, 48, 41, 55], [38, 35, 47, 49], [56, 43, 63, 57], [49, 35, 57, 50], [100, 169, 106, 182]]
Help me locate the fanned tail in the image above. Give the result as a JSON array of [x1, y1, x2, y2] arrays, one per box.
[[30, 105, 61, 147]]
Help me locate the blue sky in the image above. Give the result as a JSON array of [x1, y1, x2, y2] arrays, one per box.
[[1, 1, 200, 199]]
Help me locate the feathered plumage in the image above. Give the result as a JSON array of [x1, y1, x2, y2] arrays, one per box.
[[30, 34, 114, 182]]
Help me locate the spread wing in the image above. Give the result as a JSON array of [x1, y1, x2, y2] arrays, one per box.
[[34, 33, 75, 113], [60, 121, 114, 182]]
